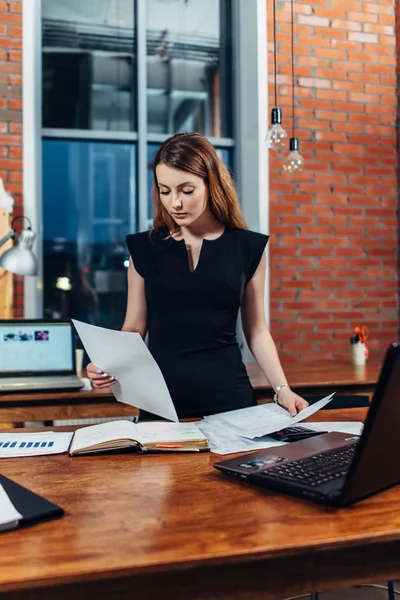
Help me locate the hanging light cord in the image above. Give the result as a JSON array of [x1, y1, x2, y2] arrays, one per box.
[[273, 0, 277, 107], [291, 0, 295, 138]]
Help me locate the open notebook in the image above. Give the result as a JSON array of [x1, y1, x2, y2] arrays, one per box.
[[69, 420, 209, 455]]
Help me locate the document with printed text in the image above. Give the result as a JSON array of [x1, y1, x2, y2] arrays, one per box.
[[202, 393, 336, 439], [0, 432, 73, 457], [197, 420, 286, 455]]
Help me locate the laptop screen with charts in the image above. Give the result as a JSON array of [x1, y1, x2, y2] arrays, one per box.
[[0, 319, 83, 391], [214, 343, 400, 507]]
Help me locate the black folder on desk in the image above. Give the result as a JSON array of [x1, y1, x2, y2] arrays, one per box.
[[0, 474, 64, 533]]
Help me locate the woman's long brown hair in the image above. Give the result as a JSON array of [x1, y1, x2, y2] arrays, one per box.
[[152, 132, 248, 232]]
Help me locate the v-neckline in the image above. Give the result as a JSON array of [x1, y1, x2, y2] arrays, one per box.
[[170, 228, 227, 274], [186, 240, 204, 273]]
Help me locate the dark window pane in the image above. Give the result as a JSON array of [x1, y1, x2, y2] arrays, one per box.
[[42, 0, 136, 131], [42, 139, 136, 329], [147, 143, 233, 223], [147, 0, 232, 137]]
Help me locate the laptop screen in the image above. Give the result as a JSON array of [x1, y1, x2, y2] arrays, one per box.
[[0, 321, 74, 374]]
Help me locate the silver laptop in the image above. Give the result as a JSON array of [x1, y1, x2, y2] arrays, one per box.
[[0, 319, 83, 392]]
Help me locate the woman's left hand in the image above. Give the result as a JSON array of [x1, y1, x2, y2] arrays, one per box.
[[275, 386, 309, 416]]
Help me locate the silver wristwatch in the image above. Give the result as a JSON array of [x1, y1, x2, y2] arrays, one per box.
[[273, 383, 290, 403]]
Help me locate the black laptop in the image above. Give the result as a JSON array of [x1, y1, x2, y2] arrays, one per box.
[[0, 319, 83, 392], [214, 343, 400, 506]]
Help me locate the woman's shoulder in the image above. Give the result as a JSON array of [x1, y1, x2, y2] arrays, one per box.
[[126, 228, 167, 247], [125, 229, 168, 277], [231, 227, 269, 246], [126, 229, 147, 242], [231, 229, 269, 282]]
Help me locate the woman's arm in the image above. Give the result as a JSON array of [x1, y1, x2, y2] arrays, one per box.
[[241, 253, 308, 415], [121, 258, 147, 337], [87, 259, 147, 387]]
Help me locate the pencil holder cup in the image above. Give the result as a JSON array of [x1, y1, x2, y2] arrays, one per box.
[[350, 342, 366, 366]]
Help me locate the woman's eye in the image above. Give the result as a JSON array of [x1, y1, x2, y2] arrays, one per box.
[[159, 190, 170, 195], [182, 189, 194, 195]]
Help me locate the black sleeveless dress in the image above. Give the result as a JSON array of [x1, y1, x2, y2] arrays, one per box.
[[126, 227, 269, 418]]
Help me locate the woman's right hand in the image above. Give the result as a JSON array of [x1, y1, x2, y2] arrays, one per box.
[[86, 362, 116, 388]]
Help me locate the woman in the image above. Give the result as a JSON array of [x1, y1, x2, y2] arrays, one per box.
[[87, 132, 308, 418]]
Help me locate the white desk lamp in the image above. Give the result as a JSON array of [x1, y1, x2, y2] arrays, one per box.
[[0, 216, 38, 276]]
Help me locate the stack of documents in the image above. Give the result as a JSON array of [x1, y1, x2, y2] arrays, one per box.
[[198, 393, 341, 455], [197, 420, 287, 455]]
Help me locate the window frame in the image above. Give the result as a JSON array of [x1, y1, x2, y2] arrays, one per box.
[[23, 0, 269, 324]]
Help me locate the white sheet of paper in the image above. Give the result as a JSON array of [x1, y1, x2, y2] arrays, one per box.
[[203, 393, 336, 439], [72, 320, 178, 422], [300, 422, 364, 436], [197, 421, 286, 455], [0, 432, 73, 458], [0, 484, 22, 529]]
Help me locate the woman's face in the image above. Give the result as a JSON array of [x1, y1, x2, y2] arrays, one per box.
[[156, 163, 209, 228]]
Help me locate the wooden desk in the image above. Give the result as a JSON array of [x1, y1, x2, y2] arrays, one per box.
[[0, 386, 139, 423], [1, 409, 400, 600], [0, 359, 381, 423], [249, 358, 381, 400]]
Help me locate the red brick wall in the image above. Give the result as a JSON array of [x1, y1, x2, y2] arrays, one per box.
[[396, 0, 400, 346], [267, 0, 398, 361], [1, 0, 398, 345], [0, 0, 22, 317]]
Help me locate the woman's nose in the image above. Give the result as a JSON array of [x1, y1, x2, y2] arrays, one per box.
[[172, 195, 183, 208]]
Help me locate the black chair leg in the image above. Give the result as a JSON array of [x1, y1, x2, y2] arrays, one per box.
[[388, 581, 395, 600]]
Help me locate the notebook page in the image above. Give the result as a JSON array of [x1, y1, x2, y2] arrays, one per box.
[[69, 420, 138, 454], [136, 422, 207, 445], [0, 483, 22, 529]]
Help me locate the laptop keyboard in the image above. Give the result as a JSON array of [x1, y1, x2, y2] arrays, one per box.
[[261, 444, 357, 487]]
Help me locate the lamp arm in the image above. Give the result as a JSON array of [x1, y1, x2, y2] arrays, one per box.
[[11, 216, 32, 230], [0, 230, 15, 248]]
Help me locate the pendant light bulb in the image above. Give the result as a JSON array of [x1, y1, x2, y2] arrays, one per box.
[[266, 107, 288, 151], [283, 137, 304, 175]]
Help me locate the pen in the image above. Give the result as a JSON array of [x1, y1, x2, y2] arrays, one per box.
[[354, 325, 369, 344]]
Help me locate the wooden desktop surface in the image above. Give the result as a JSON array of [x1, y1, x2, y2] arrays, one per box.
[[247, 358, 380, 397], [1, 408, 400, 600], [0, 359, 382, 422]]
